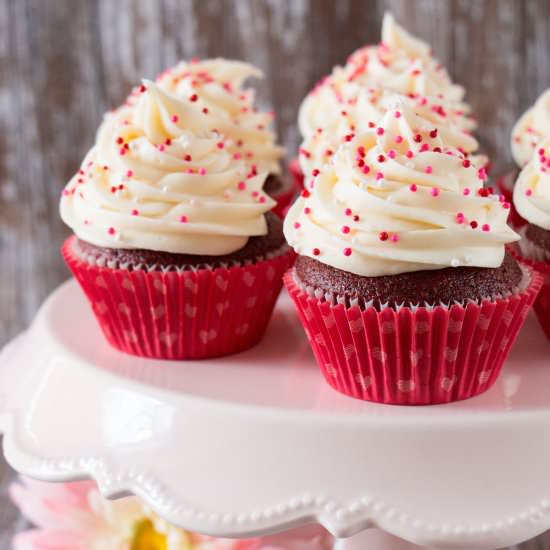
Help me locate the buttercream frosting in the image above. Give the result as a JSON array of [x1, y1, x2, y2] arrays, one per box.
[[298, 13, 475, 177], [511, 89, 550, 168], [285, 100, 518, 277], [513, 137, 550, 230], [154, 58, 285, 174], [61, 80, 275, 255]]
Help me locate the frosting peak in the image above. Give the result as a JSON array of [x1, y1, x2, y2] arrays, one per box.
[[297, 13, 475, 177], [513, 137, 550, 230], [511, 88, 550, 167], [155, 58, 285, 174], [285, 101, 518, 277], [381, 12, 431, 61], [61, 79, 275, 256]]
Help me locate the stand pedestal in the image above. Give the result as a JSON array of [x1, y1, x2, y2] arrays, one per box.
[[1, 281, 550, 549], [336, 530, 424, 549]]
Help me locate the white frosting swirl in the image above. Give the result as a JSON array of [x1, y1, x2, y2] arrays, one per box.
[[299, 13, 473, 142], [511, 89, 550, 167], [285, 101, 518, 277], [513, 137, 550, 230], [61, 81, 275, 255], [153, 58, 285, 174], [298, 88, 481, 178]]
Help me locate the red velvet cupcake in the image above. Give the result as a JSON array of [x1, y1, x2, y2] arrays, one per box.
[[284, 101, 541, 406], [60, 72, 294, 360]]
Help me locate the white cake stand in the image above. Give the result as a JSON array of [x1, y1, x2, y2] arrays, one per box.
[[1, 280, 550, 550]]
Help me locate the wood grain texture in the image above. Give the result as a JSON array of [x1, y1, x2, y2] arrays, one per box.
[[1, 0, 550, 546]]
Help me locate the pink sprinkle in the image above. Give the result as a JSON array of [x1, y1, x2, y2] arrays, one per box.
[[482, 223, 491, 232], [251, 191, 259, 198], [431, 187, 440, 197], [237, 181, 246, 191], [179, 215, 188, 223], [388, 149, 397, 159], [406, 150, 414, 159], [394, 111, 402, 118], [425, 166, 433, 174], [171, 115, 179, 123], [107, 227, 116, 235], [233, 153, 242, 160], [502, 202, 511, 209], [376, 127, 385, 136], [304, 207, 311, 214], [456, 212, 465, 223], [199, 168, 206, 175], [526, 189, 533, 196], [463, 188, 471, 196], [345, 208, 353, 216], [259, 196, 266, 204], [131, 209, 139, 216], [391, 234, 399, 243], [376, 172, 384, 180], [362, 165, 371, 174], [126, 170, 134, 177], [394, 135, 404, 144], [158, 144, 166, 152], [293, 222, 301, 229], [409, 184, 418, 192], [343, 247, 352, 256], [341, 225, 351, 234], [217, 142, 225, 149]]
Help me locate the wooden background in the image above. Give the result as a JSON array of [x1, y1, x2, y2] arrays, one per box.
[[1, 0, 550, 546]]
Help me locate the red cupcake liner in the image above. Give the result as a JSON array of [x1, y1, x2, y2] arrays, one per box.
[[509, 244, 550, 340], [62, 236, 295, 360], [496, 168, 525, 228], [284, 267, 542, 405], [272, 187, 296, 219], [289, 158, 304, 190]]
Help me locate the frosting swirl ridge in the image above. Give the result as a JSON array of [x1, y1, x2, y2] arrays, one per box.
[[60, 81, 275, 255], [155, 58, 285, 174], [513, 137, 550, 230], [297, 13, 476, 177], [298, 88, 480, 177], [511, 89, 550, 167], [285, 101, 518, 277]]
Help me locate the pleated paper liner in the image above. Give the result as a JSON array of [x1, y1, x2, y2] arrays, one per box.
[[496, 168, 526, 228], [272, 187, 297, 219], [62, 236, 295, 360], [289, 158, 304, 191], [284, 266, 542, 405], [510, 238, 550, 340]]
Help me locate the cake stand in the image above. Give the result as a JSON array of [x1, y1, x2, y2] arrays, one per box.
[[1, 280, 550, 550]]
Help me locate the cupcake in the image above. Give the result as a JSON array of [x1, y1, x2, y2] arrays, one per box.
[[512, 138, 550, 339], [296, 12, 478, 187], [284, 99, 542, 405], [498, 88, 550, 226], [153, 58, 295, 217], [61, 77, 294, 360]]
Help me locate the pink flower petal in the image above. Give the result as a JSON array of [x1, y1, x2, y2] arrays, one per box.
[[13, 529, 90, 550]]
